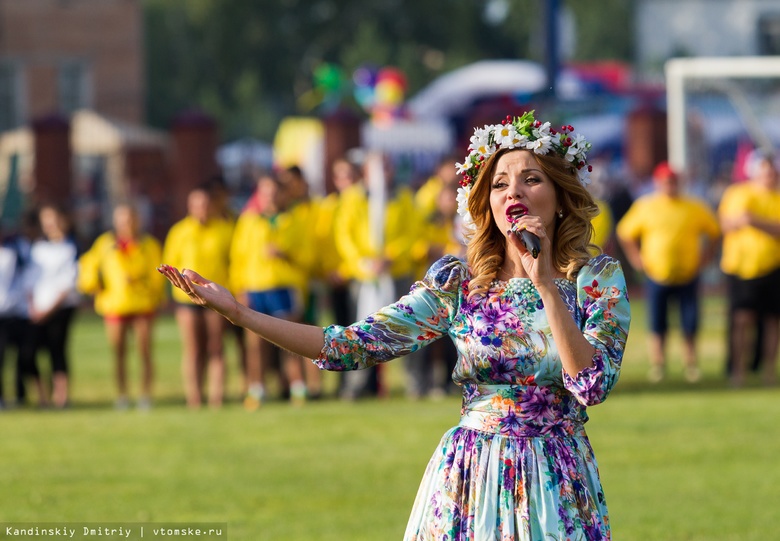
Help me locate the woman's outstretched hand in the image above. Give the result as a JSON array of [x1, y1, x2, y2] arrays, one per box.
[[158, 264, 325, 359], [157, 265, 239, 321]]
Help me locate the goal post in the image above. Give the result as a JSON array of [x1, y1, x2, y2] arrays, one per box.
[[665, 56, 780, 176]]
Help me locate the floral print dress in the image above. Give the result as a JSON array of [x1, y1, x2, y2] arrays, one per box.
[[315, 253, 630, 541]]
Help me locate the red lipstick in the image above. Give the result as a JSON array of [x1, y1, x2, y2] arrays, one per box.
[[505, 204, 528, 223]]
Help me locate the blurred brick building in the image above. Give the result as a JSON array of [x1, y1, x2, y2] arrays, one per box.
[[0, 0, 144, 130], [0, 0, 218, 243]]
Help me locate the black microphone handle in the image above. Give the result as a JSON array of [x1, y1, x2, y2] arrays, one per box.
[[519, 229, 540, 259]]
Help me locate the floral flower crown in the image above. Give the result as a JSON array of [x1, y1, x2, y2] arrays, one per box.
[[454, 110, 593, 233]]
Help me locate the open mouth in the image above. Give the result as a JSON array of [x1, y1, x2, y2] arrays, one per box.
[[505, 204, 528, 223]]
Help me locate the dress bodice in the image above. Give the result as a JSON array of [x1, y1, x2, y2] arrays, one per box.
[[317, 253, 630, 412], [449, 277, 578, 388]]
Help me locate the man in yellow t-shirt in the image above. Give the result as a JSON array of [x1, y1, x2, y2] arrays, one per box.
[[718, 150, 780, 387], [617, 162, 720, 383]]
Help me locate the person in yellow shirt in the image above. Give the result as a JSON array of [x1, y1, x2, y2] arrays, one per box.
[[413, 181, 464, 398], [617, 162, 720, 383], [163, 187, 234, 408], [279, 165, 322, 399], [231, 174, 309, 409], [334, 154, 425, 399], [718, 150, 780, 387], [590, 198, 613, 253], [414, 155, 460, 220], [315, 157, 361, 327], [585, 164, 616, 254], [423, 182, 467, 263], [336, 174, 423, 284], [78, 203, 165, 409], [204, 175, 247, 391]]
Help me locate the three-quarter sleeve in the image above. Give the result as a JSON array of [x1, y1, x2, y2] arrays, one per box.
[[563, 254, 631, 405], [315, 255, 465, 371]]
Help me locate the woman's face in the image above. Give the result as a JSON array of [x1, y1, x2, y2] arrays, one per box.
[[754, 157, 779, 189], [257, 177, 281, 213], [113, 206, 138, 239], [187, 189, 211, 222], [488, 150, 559, 240], [437, 185, 458, 218], [332, 160, 357, 192], [39, 207, 66, 241]]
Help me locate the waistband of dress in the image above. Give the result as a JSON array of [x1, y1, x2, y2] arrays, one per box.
[[458, 383, 585, 438]]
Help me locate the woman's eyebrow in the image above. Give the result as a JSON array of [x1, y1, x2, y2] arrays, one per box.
[[493, 167, 543, 177]]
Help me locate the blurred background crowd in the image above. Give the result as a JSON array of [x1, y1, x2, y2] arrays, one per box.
[[1, 0, 780, 410], [2, 143, 778, 411]]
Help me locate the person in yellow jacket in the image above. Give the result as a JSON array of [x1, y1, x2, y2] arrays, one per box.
[[414, 155, 460, 220], [617, 162, 720, 383], [412, 181, 464, 398], [279, 165, 322, 399], [422, 182, 467, 263], [718, 150, 780, 387], [334, 156, 426, 399], [314, 158, 360, 325], [78, 203, 165, 409], [163, 187, 234, 408], [230, 173, 310, 409], [410, 158, 462, 280], [203, 174, 248, 392], [336, 175, 423, 284]]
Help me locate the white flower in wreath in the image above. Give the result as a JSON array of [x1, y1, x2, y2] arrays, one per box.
[[494, 124, 520, 149], [469, 126, 492, 152], [527, 135, 553, 155], [565, 134, 588, 162], [455, 159, 474, 176], [456, 185, 476, 233], [514, 134, 530, 149], [532, 121, 552, 138], [578, 168, 592, 186]]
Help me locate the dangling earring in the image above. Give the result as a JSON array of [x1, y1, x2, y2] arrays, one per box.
[[557, 210, 564, 218]]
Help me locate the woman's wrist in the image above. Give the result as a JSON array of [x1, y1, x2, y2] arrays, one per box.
[[222, 297, 245, 326], [534, 276, 559, 298]]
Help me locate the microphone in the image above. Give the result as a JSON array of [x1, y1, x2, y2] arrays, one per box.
[[519, 229, 540, 259], [507, 216, 540, 259]]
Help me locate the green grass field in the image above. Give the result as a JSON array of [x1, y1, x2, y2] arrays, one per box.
[[2, 293, 779, 540]]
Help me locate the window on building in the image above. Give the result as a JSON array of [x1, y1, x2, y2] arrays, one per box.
[[58, 61, 90, 115], [758, 13, 780, 55], [0, 62, 24, 131]]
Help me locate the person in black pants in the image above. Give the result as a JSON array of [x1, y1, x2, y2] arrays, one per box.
[[1, 214, 39, 408], [27, 205, 81, 408]]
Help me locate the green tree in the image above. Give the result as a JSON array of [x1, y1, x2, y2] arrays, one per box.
[[143, 0, 634, 141]]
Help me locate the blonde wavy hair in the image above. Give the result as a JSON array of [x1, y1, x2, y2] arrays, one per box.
[[465, 148, 599, 299]]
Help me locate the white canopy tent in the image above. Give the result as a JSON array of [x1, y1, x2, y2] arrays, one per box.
[[408, 60, 547, 120], [407, 60, 587, 120]]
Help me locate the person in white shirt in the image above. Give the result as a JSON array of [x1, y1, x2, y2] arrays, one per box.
[[27, 205, 81, 408], [0, 218, 37, 408]]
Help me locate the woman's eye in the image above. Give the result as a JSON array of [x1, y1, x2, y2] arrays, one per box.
[[525, 177, 540, 184]]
